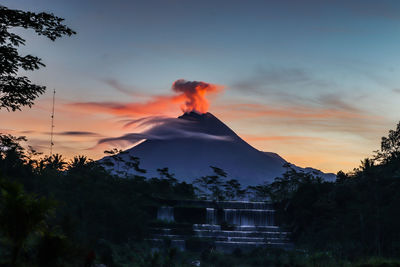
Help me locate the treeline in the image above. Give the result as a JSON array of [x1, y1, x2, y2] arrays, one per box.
[[2, 121, 400, 266], [0, 135, 197, 266], [102, 149, 249, 201], [0, 134, 256, 266], [260, 122, 400, 260]]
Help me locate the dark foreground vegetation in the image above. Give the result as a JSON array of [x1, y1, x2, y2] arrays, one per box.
[[1, 122, 400, 266], [2, 3, 400, 267]]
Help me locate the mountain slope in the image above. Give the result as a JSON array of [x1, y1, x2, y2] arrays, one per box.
[[102, 112, 335, 185]]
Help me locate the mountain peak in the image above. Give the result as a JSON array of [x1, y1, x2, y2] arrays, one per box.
[[178, 111, 214, 121], [177, 111, 238, 138], [101, 112, 336, 185]]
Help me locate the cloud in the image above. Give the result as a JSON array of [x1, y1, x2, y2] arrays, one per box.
[[104, 79, 149, 98], [56, 131, 100, 136], [172, 79, 224, 113], [231, 67, 327, 94], [68, 79, 224, 117], [214, 97, 385, 140], [68, 96, 183, 117], [217, 101, 370, 120], [98, 116, 232, 146], [226, 66, 382, 138], [316, 94, 361, 113], [8, 130, 101, 137]]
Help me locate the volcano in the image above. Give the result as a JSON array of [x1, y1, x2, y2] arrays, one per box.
[[102, 112, 335, 185]]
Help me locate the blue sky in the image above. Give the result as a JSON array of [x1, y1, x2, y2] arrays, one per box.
[[1, 0, 400, 172]]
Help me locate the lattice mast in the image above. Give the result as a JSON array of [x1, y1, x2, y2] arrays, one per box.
[[50, 89, 56, 155]]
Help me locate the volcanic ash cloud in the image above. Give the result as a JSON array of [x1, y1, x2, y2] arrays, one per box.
[[172, 79, 223, 114]]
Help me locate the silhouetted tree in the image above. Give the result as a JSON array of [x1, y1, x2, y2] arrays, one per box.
[[375, 121, 400, 162], [157, 167, 177, 184], [194, 166, 227, 200], [43, 153, 67, 171], [103, 148, 126, 175], [0, 5, 75, 111], [128, 155, 147, 174], [224, 179, 245, 200], [247, 184, 270, 201]]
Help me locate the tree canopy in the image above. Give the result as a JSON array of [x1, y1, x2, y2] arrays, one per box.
[[0, 5, 75, 111], [377, 121, 400, 162]]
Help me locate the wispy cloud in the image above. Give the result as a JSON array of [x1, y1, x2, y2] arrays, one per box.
[[316, 94, 361, 113], [68, 79, 223, 117], [217, 102, 371, 120], [68, 97, 183, 117], [231, 67, 319, 94], [215, 96, 384, 139], [97, 116, 232, 147], [104, 79, 150, 98], [8, 130, 101, 137], [56, 131, 100, 137], [230, 66, 334, 98]]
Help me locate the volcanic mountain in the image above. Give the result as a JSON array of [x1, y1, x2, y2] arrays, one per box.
[[102, 112, 335, 185]]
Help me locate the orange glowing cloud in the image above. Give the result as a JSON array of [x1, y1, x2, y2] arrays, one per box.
[[172, 79, 223, 113], [69, 79, 223, 117]]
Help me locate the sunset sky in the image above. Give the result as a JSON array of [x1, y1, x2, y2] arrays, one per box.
[[1, 0, 400, 173]]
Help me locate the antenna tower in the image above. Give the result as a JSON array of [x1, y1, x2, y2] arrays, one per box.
[[50, 89, 56, 155]]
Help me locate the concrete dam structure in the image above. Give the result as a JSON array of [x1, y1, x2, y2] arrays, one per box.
[[149, 200, 291, 252]]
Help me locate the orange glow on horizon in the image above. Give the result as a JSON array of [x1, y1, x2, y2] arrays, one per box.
[[0, 79, 387, 175]]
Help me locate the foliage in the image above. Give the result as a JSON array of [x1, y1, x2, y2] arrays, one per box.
[[3, 118, 400, 264], [266, 121, 400, 259], [0, 5, 75, 111], [0, 178, 56, 265], [0, 133, 197, 265], [376, 121, 400, 163], [194, 166, 245, 201]]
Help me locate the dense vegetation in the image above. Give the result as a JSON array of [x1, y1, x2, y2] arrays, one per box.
[[2, 4, 400, 267], [2, 122, 400, 266], [264, 122, 400, 260], [0, 134, 199, 266]]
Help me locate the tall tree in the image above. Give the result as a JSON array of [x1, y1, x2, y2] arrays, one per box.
[[0, 5, 75, 111], [376, 121, 400, 162], [194, 166, 227, 200]]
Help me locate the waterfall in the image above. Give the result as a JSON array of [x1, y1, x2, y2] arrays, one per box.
[[149, 201, 290, 253], [223, 209, 275, 226], [157, 206, 174, 222], [206, 208, 217, 225], [217, 201, 271, 209]]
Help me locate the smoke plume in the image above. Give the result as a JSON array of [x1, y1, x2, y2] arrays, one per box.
[[69, 79, 223, 117], [172, 79, 223, 114]]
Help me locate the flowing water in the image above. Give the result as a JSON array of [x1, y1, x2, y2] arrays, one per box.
[[157, 206, 174, 222], [150, 201, 291, 252]]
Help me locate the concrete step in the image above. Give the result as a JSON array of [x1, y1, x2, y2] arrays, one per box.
[[215, 241, 293, 253], [151, 234, 290, 243], [193, 229, 290, 238], [193, 224, 284, 232]]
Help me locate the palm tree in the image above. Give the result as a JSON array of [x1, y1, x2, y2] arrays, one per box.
[[44, 154, 67, 171]]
